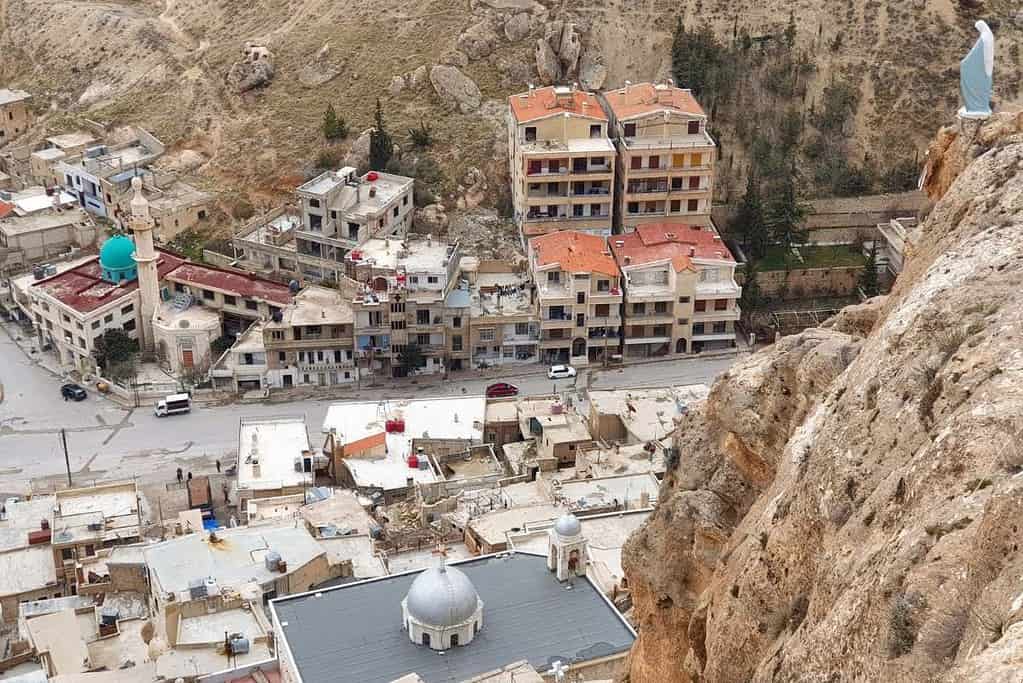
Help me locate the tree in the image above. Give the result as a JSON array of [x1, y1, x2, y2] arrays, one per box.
[[783, 10, 797, 49], [408, 120, 433, 148], [765, 171, 809, 263], [740, 263, 764, 321], [397, 343, 426, 376], [322, 104, 349, 141], [730, 171, 769, 260], [93, 329, 139, 380], [369, 98, 393, 171], [671, 19, 729, 101], [858, 243, 880, 297]]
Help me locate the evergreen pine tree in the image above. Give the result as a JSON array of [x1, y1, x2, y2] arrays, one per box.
[[858, 243, 880, 297], [322, 104, 348, 141], [730, 171, 769, 260], [740, 263, 763, 320], [369, 98, 393, 171], [765, 170, 809, 267]]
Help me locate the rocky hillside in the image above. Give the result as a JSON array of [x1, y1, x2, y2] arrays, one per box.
[[623, 110, 1023, 681], [1, 0, 1021, 210]]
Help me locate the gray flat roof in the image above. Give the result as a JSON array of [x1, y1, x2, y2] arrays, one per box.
[[272, 552, 635, 683]]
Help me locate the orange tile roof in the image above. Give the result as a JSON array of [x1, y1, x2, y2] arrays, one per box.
[[603, 83, 706, 120], [530, 230, 619, 277], [0, 201, 13, 219], [609, 223, 734, 271], [509, 86, 607, 124], [344, 431, 386, 455]]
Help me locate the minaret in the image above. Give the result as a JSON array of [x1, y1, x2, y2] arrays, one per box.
[[130, 177, 160, 352]]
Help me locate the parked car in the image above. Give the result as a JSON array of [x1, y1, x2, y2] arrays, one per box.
[[61, 383, 87, 401], [547, 364, 577, 380], [485, 382, 520, 398]]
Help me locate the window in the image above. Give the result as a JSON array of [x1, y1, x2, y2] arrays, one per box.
[[589, 124, 602, 138], [693, 323, 705, 335], [309, 198, 320, 208], [655, 301, 669, 313], [416, 310, 430, 325], [279, 351, 286, 362], [123, 319, 136, 332], [299, 351, 306, 362], [198, 209, 207, 219], [427, 276, 438, 284], [649, 155, 660, 169], [630, 156, 641, 170], [452, 335, 463, 351], [573, 204, 584, 217], [368, 311, 382, 326], [515, 322, 529, 336], [224, 295, 237, 306], [78, 337, 86, 348], [174, 283, 185, 293], [691, 153, 703, 167], [577, 292, 585, 304], [689, 175, 701, 190], [595, 304, 609, 317], [416, 334, 430, 346], [452, 316, 461, 328], [688, 120, 700, 135], [62, 313, 70, 324], [688, 199, 699, 212], [410, 276, 419, 284], [678, 296, 690, 304], [85, 544, 95, 557], [670, 200, 681, 213], [390, 302, 405, 313], [546, 271, 560, 283], [479, 328, 495, 342], [715, 299, 728, 311], [450, 634, 459, 648], [623, 122, 636, 137], [653, 325, 668, 336], [590, 203, 602, 216], [633, 302, 646, 315], [694, 300, 706, 312], [627, 202, 639, 214], [678, 318, 689, 325], [391, 320, 406, 330], [403, 194, 409, 206], [271, 330, 284, 340], [524, 126, 536, 142], [91, 321, 100, 330], [597, 280, 610, 292], [671, 177, 683, 190], [575, 313, 585, 327], [245, 300, 258, 311], [61, 548, 74, 561], [393, 205, 399, 217], [713, 321, 727, 334]]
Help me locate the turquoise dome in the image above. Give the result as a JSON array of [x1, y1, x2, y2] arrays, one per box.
[[100, 235, 138, 283]]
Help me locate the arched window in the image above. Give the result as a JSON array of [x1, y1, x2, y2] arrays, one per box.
[[422, 632, 431, 647], [450, 634, 459, 648]]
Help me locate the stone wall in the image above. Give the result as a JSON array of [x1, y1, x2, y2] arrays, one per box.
[[758, 265, 864, 299]]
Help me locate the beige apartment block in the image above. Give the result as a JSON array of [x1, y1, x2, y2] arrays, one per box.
[[508, 85, 615, 240], [466, 260, 539, 367], [528, 230, 623, 367], [0, 89, 32, 142], [103, 171, 212, 241], [602, 81, 716, 232], [610, 223, 740, 356]]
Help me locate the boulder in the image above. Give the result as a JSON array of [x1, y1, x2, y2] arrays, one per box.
[[414, 204, 449, 234], [504, 13, 531, 43], [544, 20, 564, 53], [578, 50, 607, 90], [457, 20, 500, 60], [430, 65, 482, 114], [387, 74, 406, 96], [407, 65, 429, 91], [534, 37, 561, 85], [558, 22, 582, 75], [227, 59, 274, 93], [343, 128, 373, 170], [457, 167, 488, 210], [440, 49, 470, 68]]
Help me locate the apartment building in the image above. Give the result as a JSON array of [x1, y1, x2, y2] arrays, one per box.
[[28, 132, 97, 187], [350, 235, 467, 378], [610, 223, 740, 356], [508, 85, 616, 240], [528, 230, 623, 366], [0, 89, 32, 142], [263, 284, 357, 389], [103, 170, 212, 241], [602, 81, 716, 232], [467, 261, 539, 367], [294, 166, 414, 282]]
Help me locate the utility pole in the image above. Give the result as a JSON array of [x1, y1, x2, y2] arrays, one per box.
[[60, 428, 72, 487]]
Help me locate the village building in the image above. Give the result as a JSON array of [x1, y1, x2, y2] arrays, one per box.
[[27, 132, 98, 187], [0, 89, 32, 143], [587, 385, 708, 444], [231, 207, 303, 279], [263, 284, 357, 389], [871, 215, 917, 284], [601, 80, 716, 232], [528, 230, 623, 366], [507, 85, 616, 240], [235, 416, 320, 512], [293, 167, 414, 283], [610, 223, 740, 354], [0, 189, 97, 270], [151, 293, 222, 375], [271, 550, 635, 683], [102, 170, 212, 242], [212, 320, 268, 393], [321, 396, 485, 502], [465, 260, 539, 367]]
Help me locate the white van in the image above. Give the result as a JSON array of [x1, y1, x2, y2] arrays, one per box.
[[155, 393, 192, 417]]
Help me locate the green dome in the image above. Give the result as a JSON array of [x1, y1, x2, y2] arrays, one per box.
[[100, 235, 136, 271]]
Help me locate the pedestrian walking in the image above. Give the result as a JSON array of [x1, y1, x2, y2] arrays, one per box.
[[215, 459, 221, 473], [222, 482, 230, 503], [187, 471, 193, 482], [176, 467, 183, 484]]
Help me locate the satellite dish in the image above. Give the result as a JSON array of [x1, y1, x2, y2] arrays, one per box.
[[288, 280, 300, 294]]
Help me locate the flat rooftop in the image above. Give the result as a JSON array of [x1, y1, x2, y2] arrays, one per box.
[[468, 503, 565, 547], [146, 180, 212, 211], [0, 545, 58, 597], [238, 416, 314, 492], [588, 385, 709, 443], [354, 236, 454, 274], [0, 495, 56, 553], [554, 473, 659, 512], [177, 607, 265, 646], [299, 489, 375, 535], [272, 552, 635, 683], [276, 285, 353, 327], [165, 261, 293, 306], [145, 524, 324, 596], [46, 132, 96, 149], [322, 397, 485, 491], [0, 88, 30, 106], [238, 211, 301, 251]]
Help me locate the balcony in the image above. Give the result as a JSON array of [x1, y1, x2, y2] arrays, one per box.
[[585, 316, 620, 327], [569, 187, 610, 197], [541, 315, 574, 329], [627, 311, 675, 324], [525, 209, 611, 223], [693, 305, 742, 322], [621, 133, 716, 151], [624, 334, 671, 345], [296, 360, 355, 372], [626, 183, 669, 196], [590, 288, 622, 300], [668, 184, 710, 196]]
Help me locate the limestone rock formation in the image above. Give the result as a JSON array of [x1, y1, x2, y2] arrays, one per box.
[[624, 113, 1023, 682], [457, 20, 501, 60], [414, 204, 449, 234], [226, 43, 275, 93], [578, 51, 607, 90], [407, 65, 429, 92], [343, 129, 373, 170], [430, 65, 482, 114], [534, 37, 561, 85], [387, 74, 406, 96], [504, 13, 531, 43], [534, 20, 589, 85], [457, 167, 488, 209], [557, 23, 582, 75]]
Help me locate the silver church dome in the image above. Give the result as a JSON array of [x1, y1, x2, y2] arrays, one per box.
[[554, 512, 582, 537], [405, 565, 480, 628]]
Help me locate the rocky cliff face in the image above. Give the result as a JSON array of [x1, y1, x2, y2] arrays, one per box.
[[623, 112, 1023, 682]]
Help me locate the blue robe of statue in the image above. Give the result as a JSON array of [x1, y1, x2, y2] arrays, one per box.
[[960, 23, 994, 117]]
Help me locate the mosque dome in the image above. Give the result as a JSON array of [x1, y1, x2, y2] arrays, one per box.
[[99, 235, 138, 282], [554, 512, 582, 538], [404, 565, 480, 628]]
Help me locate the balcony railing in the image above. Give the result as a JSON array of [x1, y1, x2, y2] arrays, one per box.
[[570, 187, 610, 196], [627, 184, 669, 195], [525, 212, 611, 222]]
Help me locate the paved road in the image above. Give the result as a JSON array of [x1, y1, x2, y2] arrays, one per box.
[[0, 327, 736, 495]]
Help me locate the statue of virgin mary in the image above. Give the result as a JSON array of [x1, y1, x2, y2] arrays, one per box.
[[960, 20, 995, 118]]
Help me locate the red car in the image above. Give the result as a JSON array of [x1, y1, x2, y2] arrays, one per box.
[[485, 382, 519, 398]]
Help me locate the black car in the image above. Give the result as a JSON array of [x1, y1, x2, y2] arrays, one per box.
[[61, 383, 87, 401]]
